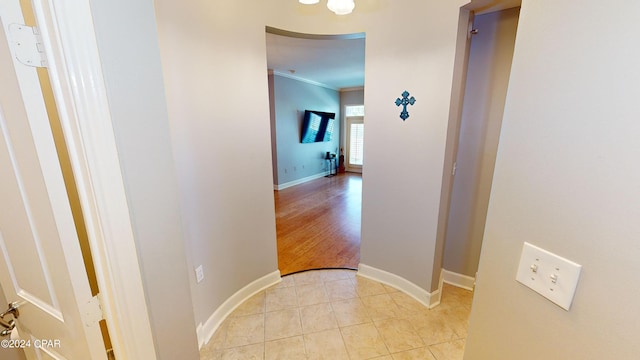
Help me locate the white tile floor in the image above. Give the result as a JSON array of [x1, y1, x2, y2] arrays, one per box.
[[200, 269, 472, 360]]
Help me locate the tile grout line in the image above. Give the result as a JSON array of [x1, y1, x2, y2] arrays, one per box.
[[332, 275, 355, 359], [352, 274, 392, 360], [262, 285, 267, 360], [292, 274, 309, 359], [202, 269, 471, 359]]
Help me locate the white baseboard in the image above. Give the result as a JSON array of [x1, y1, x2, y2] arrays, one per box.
[[357, 264, 441, 309], [274, 172, 327, 190], [196, 270, 281, 349], [441, 269, 476, 291]]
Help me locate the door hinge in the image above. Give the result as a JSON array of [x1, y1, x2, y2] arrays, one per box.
[[8, 23, 48, 68], [452, 161, 457, 176], [85, 294, 105, 327]]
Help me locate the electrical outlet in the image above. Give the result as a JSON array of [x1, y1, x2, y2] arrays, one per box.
[[516, 242, 582, 310], [195, 265, 204, 283]]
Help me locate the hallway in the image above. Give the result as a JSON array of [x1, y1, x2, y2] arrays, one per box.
[[275, 173, 362, 275], [200, 269, 471, 360]]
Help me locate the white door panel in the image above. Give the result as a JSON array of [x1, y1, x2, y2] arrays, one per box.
[[0, 1, 106, 358]]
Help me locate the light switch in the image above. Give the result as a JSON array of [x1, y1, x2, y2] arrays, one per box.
[[195, 265, 205, 283], [516, 242, 582, 310]]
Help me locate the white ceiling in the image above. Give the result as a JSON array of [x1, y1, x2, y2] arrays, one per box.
[[265, 0, 521, 90], [266, 31, 365, 90], [472, 0, 521, 15]]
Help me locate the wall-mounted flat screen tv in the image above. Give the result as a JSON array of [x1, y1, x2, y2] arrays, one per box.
[[301, 110, 335, 143]]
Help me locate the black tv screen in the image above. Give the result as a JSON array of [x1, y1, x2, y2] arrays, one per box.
[[301, 110, 335, 143]]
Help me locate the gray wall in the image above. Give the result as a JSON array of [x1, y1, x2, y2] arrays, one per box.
[[88, 1, 199, 358], [443, 8, 519, 278], [272, 74, 340, 186], [154, 0, 279, 333], [358, 0, 465, 292], [465, 0, 640, 358]]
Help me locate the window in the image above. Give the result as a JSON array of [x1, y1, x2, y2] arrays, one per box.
[[345, 105, 364, 171], [345, 105, 365, 117], [348, 120, 364, 166]]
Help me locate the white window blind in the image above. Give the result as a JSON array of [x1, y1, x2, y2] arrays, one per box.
[[349, 123, 364, 166]]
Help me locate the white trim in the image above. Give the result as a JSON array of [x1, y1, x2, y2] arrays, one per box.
[[33, 0, 156, 359], [274, 172, 327, 190], [197, 270, 281, 349], [357, 264, 441, 309], [442, 269, 476, 291], [340, 86, 364, 92], [271, 70, 339, 91], [436, 268, 444, 306], [265, 26, 365, 41]]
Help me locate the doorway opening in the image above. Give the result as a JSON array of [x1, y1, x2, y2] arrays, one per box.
[[265, 27, 365, 275], [439, 4, 521, 296]]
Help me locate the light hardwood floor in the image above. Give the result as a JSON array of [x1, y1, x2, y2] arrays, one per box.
[[275, 173, 362, 275]]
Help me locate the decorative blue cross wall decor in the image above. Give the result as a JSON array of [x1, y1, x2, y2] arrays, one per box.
[[395, 90, 416, 121]]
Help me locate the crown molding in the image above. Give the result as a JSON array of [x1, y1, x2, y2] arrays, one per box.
[[340, 86, 364, 92], [269, 69, 339, 91]]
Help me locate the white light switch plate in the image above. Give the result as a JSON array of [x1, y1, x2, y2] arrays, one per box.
[[195, 265, 204, 283], [516, 242, 582, 310]]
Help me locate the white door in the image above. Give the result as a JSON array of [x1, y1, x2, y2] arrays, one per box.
[[0, 1, 106, 359]]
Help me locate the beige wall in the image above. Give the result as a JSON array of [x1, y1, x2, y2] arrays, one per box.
[[444, 7, 519, 277], [465, 0, 640, 358]]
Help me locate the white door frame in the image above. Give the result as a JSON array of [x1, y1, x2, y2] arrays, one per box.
[[31, 0, 156, 358]]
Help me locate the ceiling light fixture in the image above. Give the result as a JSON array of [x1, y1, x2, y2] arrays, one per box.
[[299, 0, 355, 15]]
